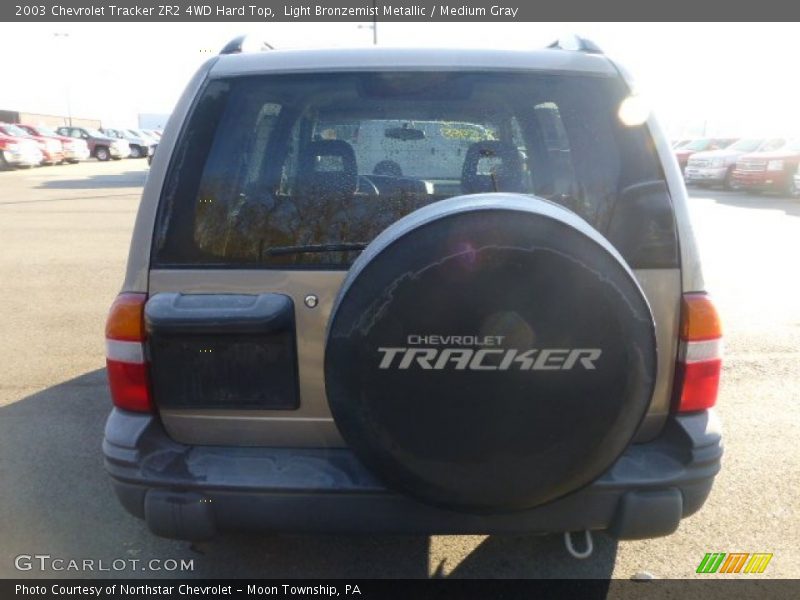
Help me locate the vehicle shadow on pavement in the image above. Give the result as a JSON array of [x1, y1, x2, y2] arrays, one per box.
[[702, 190, 800, 217], [35, 170, 148, 190], [0, 370, 617, 579], [443, 533, 617, 578]]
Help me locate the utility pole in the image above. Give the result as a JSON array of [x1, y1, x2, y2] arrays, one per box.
[[373, 0, 378, 46], [358, 1, 378, 45]]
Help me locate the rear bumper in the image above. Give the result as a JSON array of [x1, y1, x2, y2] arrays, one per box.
[[103, 409, 722, 541]]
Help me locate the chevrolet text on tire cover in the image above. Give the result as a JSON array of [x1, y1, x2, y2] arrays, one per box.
[[102, 37, 724, 545]]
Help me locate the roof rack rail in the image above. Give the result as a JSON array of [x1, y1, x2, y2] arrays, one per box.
[[547, 35, 603, 55], [220, 35, 275, 55]]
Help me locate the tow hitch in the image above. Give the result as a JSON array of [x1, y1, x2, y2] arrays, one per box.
[[564, 530, 594, 559]]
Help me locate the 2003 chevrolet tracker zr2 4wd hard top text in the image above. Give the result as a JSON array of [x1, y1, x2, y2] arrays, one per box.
[[102, 38, 723, 547]]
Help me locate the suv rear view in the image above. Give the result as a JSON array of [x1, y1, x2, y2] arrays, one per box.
[[103, 42, 723, 545]]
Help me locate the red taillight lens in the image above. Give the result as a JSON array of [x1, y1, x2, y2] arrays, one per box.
[[105, 293, 152, 412], [675, 294, 723, 413], [106, 360, 151, 412]]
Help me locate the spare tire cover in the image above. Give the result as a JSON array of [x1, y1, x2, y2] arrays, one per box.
[[325, 194, 657, 512]]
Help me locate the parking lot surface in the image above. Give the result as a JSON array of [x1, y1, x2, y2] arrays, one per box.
[[0, 160, 798, 579]]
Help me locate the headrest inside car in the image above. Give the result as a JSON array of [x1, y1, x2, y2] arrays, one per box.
[[461, 141, 523, 194], [297, 140, 358, 197]]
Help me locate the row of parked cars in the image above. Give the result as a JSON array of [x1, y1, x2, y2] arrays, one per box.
[[672, 136, 800, 197], [0, 123, 162, 169]]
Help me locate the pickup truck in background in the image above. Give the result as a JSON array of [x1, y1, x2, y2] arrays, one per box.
[[17, 124, 90, 163], [101, 127, 149, 158], [684, 138, 785, 189], [732, 138, 800, 196], [674, 137, 737, 171], [56, 126, 127, 161]]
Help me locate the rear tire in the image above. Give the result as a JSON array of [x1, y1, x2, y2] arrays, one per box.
[[723, 168, 737, 191], [95, 146, 110, 161], [130, 146, 142, 159]]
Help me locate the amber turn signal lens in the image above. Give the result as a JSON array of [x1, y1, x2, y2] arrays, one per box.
[[680, 293, 722, 342], [105, 293, 147, 341]]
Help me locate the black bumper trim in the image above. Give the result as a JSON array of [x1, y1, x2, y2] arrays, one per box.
[[103, 409, 722, 541]]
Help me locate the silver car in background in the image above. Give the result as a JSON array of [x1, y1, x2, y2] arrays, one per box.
[[685, 137, 785, 189], [127, 129, 159, 156]]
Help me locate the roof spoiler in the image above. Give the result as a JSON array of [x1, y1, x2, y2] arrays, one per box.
[[547, 35, 603, 55], [220, 35, 275, 55]]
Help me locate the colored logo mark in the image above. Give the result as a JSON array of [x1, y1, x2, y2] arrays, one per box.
[[696, 552, 773, 574]]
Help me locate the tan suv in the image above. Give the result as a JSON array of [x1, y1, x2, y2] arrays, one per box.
[[102, 38, 723, 549]]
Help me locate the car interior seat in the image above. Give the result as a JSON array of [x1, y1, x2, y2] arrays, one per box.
[[461, 140, 524, 194], [296, 140, 359, 199]]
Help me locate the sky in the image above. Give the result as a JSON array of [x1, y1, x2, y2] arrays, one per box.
[[0, 22, 798, 138]]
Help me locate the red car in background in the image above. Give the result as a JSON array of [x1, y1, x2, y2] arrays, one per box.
[[732, 138, 800, 195], [674, 138, 737, 171], [0, 123, 57, 165], [17, 124, 90, 164], [0, 131, 43, 169]]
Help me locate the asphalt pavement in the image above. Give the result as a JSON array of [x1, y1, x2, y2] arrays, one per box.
[[0, 160, 797, 579]]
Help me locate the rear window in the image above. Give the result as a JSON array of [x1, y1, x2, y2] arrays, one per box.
[[153, 71, 676, 269]]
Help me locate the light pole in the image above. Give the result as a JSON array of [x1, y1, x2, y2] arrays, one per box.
[[53, 32, 73, 126], [372, 0, 377, 46], [358, 0, 378, 45]]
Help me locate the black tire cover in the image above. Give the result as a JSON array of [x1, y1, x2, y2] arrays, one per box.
[[325, 194, 657, 512]]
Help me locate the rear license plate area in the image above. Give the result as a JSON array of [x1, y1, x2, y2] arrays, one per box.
[[145, 293, 299, 410]]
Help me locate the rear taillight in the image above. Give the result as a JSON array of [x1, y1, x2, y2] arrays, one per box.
[[674, 293, 723, 413], [105, 293, 153, 412]]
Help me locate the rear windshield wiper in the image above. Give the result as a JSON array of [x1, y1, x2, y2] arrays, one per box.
[[261, 243, 367, 257]]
